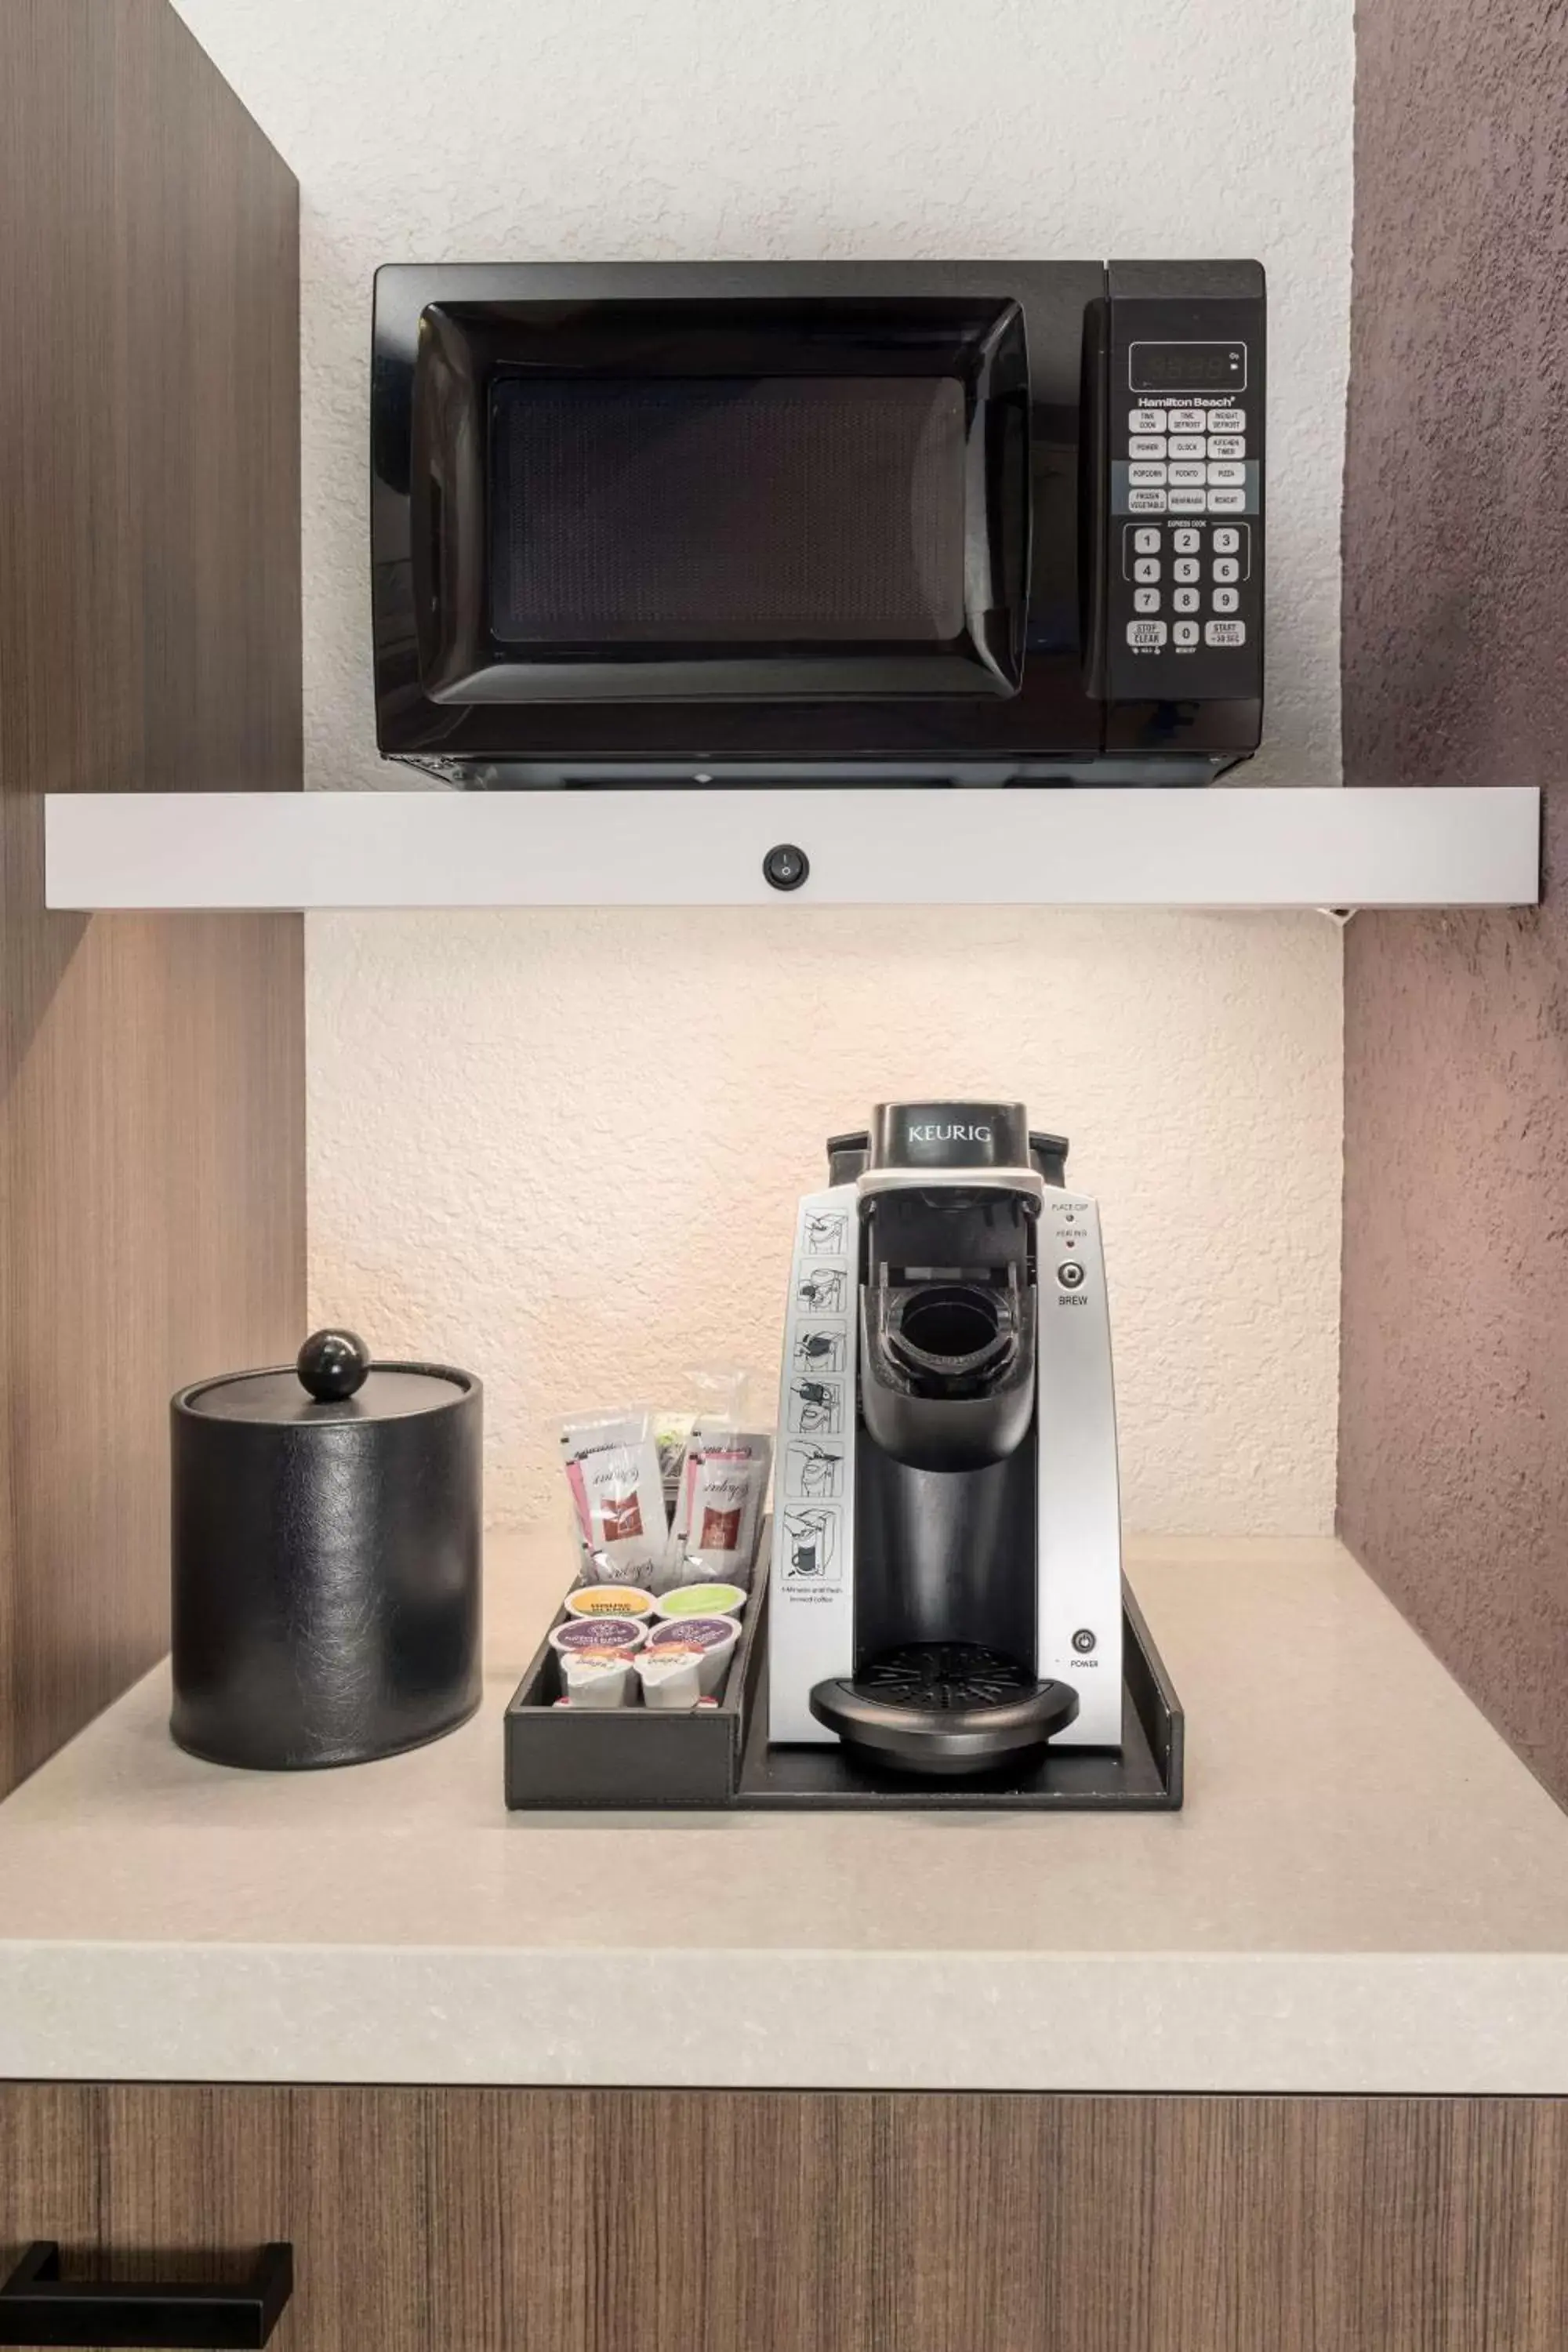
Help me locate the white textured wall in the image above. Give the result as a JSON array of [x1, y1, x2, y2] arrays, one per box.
[[173, 0, 1352, 1535]]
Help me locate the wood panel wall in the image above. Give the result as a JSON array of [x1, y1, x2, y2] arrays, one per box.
[[0, 0, 306, 1798], [2, 2085, 1566, 2352]]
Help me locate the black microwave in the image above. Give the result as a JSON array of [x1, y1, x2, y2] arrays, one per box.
[[370, 260, 1264, 787]]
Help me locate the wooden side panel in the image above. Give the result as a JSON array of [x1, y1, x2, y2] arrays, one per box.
[[2, 2087, 1566, 2351], [0, 0, 305, 1797]]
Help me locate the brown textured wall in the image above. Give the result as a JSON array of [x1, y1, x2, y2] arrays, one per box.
[[1340, 4, 1568, 1796]]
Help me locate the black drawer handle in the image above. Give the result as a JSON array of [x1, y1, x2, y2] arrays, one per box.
[[0, 2241, 292, 2348]]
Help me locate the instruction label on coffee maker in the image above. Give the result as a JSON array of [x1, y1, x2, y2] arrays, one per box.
[[768, 1185, 858, 1742]]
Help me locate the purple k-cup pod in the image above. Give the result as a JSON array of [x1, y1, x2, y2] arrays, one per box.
[[548, 1615, 647, 1662], [644, 1613, 740, 1696]]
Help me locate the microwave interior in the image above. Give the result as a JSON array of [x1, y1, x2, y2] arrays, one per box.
[[371, 260, 1265, 786]]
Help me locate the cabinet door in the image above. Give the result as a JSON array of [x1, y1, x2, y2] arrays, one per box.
[[3, 2086, 1567, 2352]]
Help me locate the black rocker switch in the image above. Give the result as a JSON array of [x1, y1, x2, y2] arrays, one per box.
[[763, 843, 810, 892]]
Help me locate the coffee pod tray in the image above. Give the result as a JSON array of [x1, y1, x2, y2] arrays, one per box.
[[504, 1526, 1184, 1812]]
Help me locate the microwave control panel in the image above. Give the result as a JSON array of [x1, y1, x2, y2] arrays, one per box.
[[1104, 270, 1265, 708]]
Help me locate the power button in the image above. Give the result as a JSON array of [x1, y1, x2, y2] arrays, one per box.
[[1057, 1261, 1085, 1290]]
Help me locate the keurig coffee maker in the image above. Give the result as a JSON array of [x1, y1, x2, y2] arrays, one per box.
[[768, 1103, 1123, 1774]]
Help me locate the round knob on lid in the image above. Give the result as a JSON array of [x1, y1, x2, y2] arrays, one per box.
[[296, 1328, 371, 1403]]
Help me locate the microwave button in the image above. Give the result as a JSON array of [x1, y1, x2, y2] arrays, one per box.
[[1134, 587, 1161, 614], [1213, 527, 1242, 554], [1174, 587, 1200, 613], [1213, 586, 1240, 613], [1207, 408, 1246, 433], [1133, 526, 1162, 554], [1173, 620, 1200, 648], [1129, 408, 1167, 434], [1207, 462, 1247, 487], [1128, 488, 1167, 512], [1173, 528, 1201, 553], [1168, 463, 1206, 487], [1207, 488, 1247, 512], [1174, 558, 1200, 583], [1167, 408, 1206, 432], [1128, 435, 1167, 459], [1127, 619, 1168, 648], [1127, 462, 1167, 487], [1167, 488, 1206, 514], [1204, 619, 1246, 647], [1168, 435, 1206, 460], [1214, 557, 1240, 583], [1207, 435, 1246, 459], [1133, 557, 1160, 583]]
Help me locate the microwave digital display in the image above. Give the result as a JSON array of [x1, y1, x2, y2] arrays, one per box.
[[1127, 340, 1247, 394], [488, 376, 967, 646]]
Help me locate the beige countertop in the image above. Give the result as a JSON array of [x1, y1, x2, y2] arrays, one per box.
[[3, 1533, 1568, 2092]]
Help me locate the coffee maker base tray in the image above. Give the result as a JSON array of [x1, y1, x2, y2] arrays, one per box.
[[738, 1580, 1182, 1811], [503, 1556, 1181, 1813]]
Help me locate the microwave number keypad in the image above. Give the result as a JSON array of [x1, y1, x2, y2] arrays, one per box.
[[1122, 513, 1251, 652], [1116, 401, 1256, 655]]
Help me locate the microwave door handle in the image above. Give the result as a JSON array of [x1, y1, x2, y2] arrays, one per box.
[[1077, 292, 1112, 700]]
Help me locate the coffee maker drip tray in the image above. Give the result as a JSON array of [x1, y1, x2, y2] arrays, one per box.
[[809, 1644, 1079, 1776]]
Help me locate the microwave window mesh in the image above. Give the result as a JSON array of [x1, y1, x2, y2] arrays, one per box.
[[488, 376, 967, 644]]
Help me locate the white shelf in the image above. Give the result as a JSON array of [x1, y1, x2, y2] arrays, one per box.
[[44, 786, 1540, 911]]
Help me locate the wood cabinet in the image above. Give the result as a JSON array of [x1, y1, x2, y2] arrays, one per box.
[[3, 2085, 1566, 2352], [0, 0, 306, 1801]]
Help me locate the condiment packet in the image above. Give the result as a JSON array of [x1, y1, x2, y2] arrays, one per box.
[[560, 1408, 670, 1585], [667, 1425, 773, 1588]]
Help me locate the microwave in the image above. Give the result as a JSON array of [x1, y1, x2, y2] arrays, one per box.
[[370, 260, 1264, 787]]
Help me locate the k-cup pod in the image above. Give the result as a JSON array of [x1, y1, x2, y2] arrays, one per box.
[[633, 1650, 705, 1711], [561, 1652, 636, 1708], [565, 1584, 656, 1621], [548, 1616, 647, 1666], [654, 1581, 747, 1621], [644, 1613, 740, 1696]]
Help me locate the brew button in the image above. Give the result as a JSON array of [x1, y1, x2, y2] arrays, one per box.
[[1129, 408, 1167, 433], [1133, 526, 1161, 553], [1168, 462, 1206, 487], [1207, 435, 1245, 459], [1206, 488, 1246, 512], [1213, 527, 1241, 554], [1174, 586, 1199, 613], [1168, 408, 1206, 431], [1127, 462, 1167, 487], [1214, 557, 1240, 583], [1127, 619, 1168, 647], [1213, 586, 1240, 613], [1167, 488, 1205, 514], [1174, 557, 1200, 583], [1128, 488, 1167, 512], [1134, 556, 1160, 583], [1208, 408, 1245, 432], [1134, 587, 1161, 613], [1058, 1261, 1086, 1290], [1173, 528, 1201, 553], [1128, 435, 1167, 460], [1204, 618, 1246, 646], [1168, 434, 1206, 459], [1207, 462, 1247, 486], [1174, 619, 1200, 648]]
